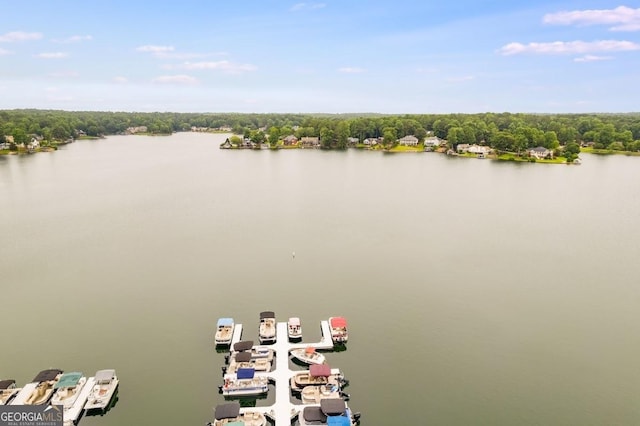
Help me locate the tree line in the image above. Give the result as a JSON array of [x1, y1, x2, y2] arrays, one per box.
[[2, 109, 640, 154]]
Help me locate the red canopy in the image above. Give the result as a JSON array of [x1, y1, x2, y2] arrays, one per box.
[[309, 364, 331, 377], [330, 317, 347, 328]]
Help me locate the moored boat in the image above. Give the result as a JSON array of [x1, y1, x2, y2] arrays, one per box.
[[215, 318, 234, 346], [290, 364, 346, 393], [288, 317, 302, 341], [301, 383, 342, 404], [225, 351, 272, 374], [328, 317, 348, 344], [258, 311, 276, 344], [299, 398, 360, 425], [0, 380, 20, 405], [228, 340, 274, 363], [220, 368, 269, 397], [15, 369, 64, 406], [84, 369, 118, 411], [291, 347, 326, 365], [208, 401, 267, 426], [50, 372, 87, 408]]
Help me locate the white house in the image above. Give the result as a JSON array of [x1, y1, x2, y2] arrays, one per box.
[[528, 146, 553, 159], [397, 135, 419, 146], [424, 136, 441, 148], [363, 138, 379, 146]]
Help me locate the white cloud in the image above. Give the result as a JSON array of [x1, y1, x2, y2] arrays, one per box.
[[573, 55, 613, 62], [179, 60, 257, 73], [0, 48, 13, 55], [290, 2, 326, 11], [338, 67, 365, 73], [0, 31, 43, 42], [35, 52, 69, 59], [543, 6, 640, 32], [151, 74, 198, 85], [49, 70, 80, 78], [137, 45, 175, 54], [53, 35, 93, 43], [498, 40, 640, 55], [113, 76, 129, 84]]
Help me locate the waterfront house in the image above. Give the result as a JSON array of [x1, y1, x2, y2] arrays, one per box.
[[424, 137, 441, 148], [467, 144, 492, 155], [528, 146, 553, 159], [27, 137, 40, 150], [363, 138, 380, 146], [300, 136, 320, 148], [456, 144, 470, 153], [283, 135, 298, 146], [347, 137, 359, 147], [397, 135, 419, 146]]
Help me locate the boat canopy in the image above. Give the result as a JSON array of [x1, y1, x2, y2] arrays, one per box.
[[94, 369, 116, 383], [321, 398, 347, 415], [234, 352, 252, 363], [303, 406, 327, 423], [217, 318, 234, 327], [236, 368, 255, 380], [214, 402, 240, 420], [310, 364, 331, 377], [233, 340, 254, 352], [0, 379, 15, 389], [305, 346, 316, 354], [327, 416, 351, 426], [54, 372, 83, 389], [330, 317, 347, 328], [260, 311, 275, 319], [226, 422, 244, 426], [33, 369, 63, 382], [288, 317, 301, 326]]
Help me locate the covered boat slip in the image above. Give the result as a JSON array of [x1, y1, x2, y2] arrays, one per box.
[[63, 376, 95, 425]]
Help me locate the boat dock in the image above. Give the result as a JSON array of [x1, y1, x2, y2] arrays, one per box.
[[223, 319, 341, 425], [65, 376, 96, 425]]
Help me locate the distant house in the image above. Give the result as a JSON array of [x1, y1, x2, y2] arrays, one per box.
[[363, 138, 379, 146], [5, 135, 14, 144], [466, 144, 492, 155], [283, 135, 298, 146], [423, 136, 441, 148], [456, 144, 471, 153], [397, 135, 419, 146], [347, 137, 359, 147], [242, 138, 256, 149], [218, 126, 233, 132], [27, 137, 40, 150], [528, 146, 553, 159], [125, 126, 147, 134], [300, 136, 320, 148]]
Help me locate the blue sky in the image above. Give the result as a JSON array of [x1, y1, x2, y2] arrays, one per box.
[[0, 0, 638, 113]]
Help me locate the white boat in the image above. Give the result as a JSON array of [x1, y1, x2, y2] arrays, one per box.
[[258, 311, 276, 344], [229, 340, 274, 362], [215, 318, 234, 346], [291, 347, 326, 365], [299, 399, 360, 425], [84, 369, 118, 411], [290, 365, 346, 393], [328, 317, 348, 344], [0, 380, 20, 405], [11, 369, 64, 406], [220, 368, 268, 397], [301, 383, 342, 404], [225, 351, 272, 374], [51, 372, 87, 409], [208, 401, 267, 426], [288, 317, 302, 341]]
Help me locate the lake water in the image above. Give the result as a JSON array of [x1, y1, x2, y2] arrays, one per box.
[[1, 132, 640, 425]]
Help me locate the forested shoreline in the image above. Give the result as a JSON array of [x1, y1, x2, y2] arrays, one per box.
[[2, 109, 640, 159]]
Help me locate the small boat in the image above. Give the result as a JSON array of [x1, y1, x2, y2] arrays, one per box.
[[51, 372, 87, 409], [291, 347, 326, 365], [215, 318, 234, 346], [220, 368, 268, 397], [0, 380, 20, 405], [290, 364, 345, 393], [288, 317, 302, 341], [84, 369, 119, 411], [229, 341, 274, 362], [299, 398, 360, 425], [301, 383, 342, 404], [258, 311, 276, 344], [208, 401, 267, 426], [15, 369, 64, 406], [329, 317, 348, 344], [225, 351, 272, 374]]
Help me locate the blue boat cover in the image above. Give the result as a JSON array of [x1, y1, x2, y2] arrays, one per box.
[[327, 416, 351, 426], [217, 318, 234, 327], [236, 368, 255, 380]]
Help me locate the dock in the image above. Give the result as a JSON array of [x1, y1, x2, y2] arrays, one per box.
[[225, 319, 340, 424], [65, 376, 95, 425]]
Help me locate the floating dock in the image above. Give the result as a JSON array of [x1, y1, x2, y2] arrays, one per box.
[[224, 319, 341, 425]]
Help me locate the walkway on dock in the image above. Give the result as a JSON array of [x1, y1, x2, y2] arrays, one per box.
[[228, 320, 334, 425]]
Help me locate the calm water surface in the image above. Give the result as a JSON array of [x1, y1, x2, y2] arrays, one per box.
[[1, 133, 640, 425]]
